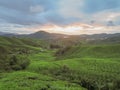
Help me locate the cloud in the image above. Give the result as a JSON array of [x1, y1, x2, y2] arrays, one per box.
[[0, 0, 120, 34], [30, 5, 44, 13], [58, 0, 120, 24], [0, 0, 58, 25], [58, 0, 84, 18], [90, 8, 120, 25], [0, 0, 120, 26], [83, 0, 120, 13]]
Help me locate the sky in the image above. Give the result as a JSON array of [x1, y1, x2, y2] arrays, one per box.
[[0, 0, 120, 35]]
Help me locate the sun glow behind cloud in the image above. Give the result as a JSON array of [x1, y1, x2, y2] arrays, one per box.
[[23, 23, 120, 35], [40, 24, 84, 34], [1, 21, 120, 35]]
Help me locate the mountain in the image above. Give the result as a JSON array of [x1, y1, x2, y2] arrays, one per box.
[[19, 31, 69, 40], [86, 33, 120, 44], [0, 32, 8, 35], [0, 31, 18, 36], [17, 31, 115, 40], [1, 31, 120, 44]]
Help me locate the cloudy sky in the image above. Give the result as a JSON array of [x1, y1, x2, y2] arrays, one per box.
[[0, 0, 120, 35]]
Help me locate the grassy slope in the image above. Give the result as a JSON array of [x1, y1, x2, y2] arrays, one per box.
[[0, 36, 120, 89], [0, 51, 85, 90], [0, 36, 48, 54], [0, 37, 85, 90], [27, 44, 120, 89], [57, 44, 120, 59], [0, 71, 85, 90]]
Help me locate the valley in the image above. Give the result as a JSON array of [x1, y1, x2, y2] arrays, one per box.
[[0, 33, 120, 90]]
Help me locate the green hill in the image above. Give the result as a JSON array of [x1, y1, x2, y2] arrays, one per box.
[[0, 36, 49, 54], [0, 36, 120, 90], [56, 44, 120, 59], [52, 44, 120, 89], [0, 36, 86, 90], [0, 36, 47, 72]]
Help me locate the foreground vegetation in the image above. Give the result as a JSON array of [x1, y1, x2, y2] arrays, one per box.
[[27, 45, 120, 90], [0, 36, 120, 90]]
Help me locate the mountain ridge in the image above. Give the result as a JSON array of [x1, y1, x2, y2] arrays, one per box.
[[0, 31, 120, 43]]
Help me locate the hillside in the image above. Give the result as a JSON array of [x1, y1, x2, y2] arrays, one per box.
[[0, 36, 49, 53], [20, 31, 120, 43], [17, 31, 69, 40], [0, 36, 86, 90], [56, 44, 120, 59], [1, 31, 120, 45], [0, 35, 120, 90]]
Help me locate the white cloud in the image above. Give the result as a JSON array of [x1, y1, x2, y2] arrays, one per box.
[[58, 0, 85, 18], [0, 22, 35, 34], [92, 8, 120, 24], [30, 5, 44, 13]]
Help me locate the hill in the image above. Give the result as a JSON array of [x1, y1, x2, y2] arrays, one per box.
[[20, 31, 120, 43], [1, 31, 120, 44], [0, 36, 86, 90], [0, 32, 120, 90], [17, 31, 69, 40], [0, 36, 48, 72], [56, 44, 120, 59]]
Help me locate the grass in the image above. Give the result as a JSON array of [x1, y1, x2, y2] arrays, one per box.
[[0, 36, 49, 54], [0, 36, 120, 90], [0, 71, 85, 90], [56, 44, 120, 59], [27, 52, 120, 80], [0, 36, 86, 90], [27, 44, 120, 90]]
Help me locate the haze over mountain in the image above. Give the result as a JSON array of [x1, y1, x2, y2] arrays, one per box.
[[1, 30, 120, 44], [24, 31, 69, 39], [0, 32, 7, 35]]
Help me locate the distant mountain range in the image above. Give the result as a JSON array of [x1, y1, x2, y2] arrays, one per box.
[[0, 32, 9, 35], [0, 31, 18, 36], [19, 31, 69, 40], [0, 31, 120, 44]]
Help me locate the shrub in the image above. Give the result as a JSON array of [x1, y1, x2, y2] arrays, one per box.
[[0, 54, 11, 71], [50, 44, 61, 49], [9, 55, 30, 70], [55, 46, 72, 56], [0, 54, 30, 71]]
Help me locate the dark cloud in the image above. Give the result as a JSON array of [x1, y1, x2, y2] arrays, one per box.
[[0, 0, 58, 25], [0, 0, 57, 14]]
